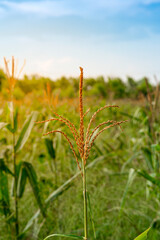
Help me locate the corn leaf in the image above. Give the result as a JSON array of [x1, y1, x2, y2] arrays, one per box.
[[45, 138, 56, 173], [134, 227, 151, 240], [142, 147, 153, 171], [0, 170, 10, 217], [137, 170, 160, 188], [6, 123, 14, 133], [6, 107, 18, 133], [17, 166, 27, 198], [11, 162, 22, 197], [15, 111, 38, 152], [0, 158, 13, 176], [45, 138, 56, 159], [14, 107, 18, 133], [23, 161, 46, 217]]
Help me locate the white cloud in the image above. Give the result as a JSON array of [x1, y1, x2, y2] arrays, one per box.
[[1, 0, 160, 18], [0, 0, 75, 16]]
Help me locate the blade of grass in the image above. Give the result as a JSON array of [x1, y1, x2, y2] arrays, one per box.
[[119, 168, 136, 217], [44, 234, 85, 240]]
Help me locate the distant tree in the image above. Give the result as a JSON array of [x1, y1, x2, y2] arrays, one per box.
[[87, 76, 107, 97], [127, 77, 137, 88], [56, 76, 70, 89], [17, 75, 33, 93], [84, 78, 96, 91], [127, 77, 138, 98], [17, 75, 55, 94], [70, 77, 79, 93], [107, 77, 127, 98], [60, 85, 75, 98]]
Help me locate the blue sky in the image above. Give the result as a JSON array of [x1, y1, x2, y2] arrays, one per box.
[[0, 0, 160, 81]]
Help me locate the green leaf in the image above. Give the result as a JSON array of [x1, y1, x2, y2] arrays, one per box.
[[0, 158, 13, 176], [6, 107, 19, 133], [0, 170, 10, 217], [151, 144, 160, 152], [6, 123, 14, 133], [15, 111, 38, 152], [137, 170, 160, 188], [23, 161, 46, 217], [142, 147, 153, 171], [119, 168, 136, 217], [14, 107, 18, 133], [44, 234, 84, 240], [134, 227, 151, 240], [44, 138, 57, 173], [11, 162, 22, 197], [17, 166, 27, 198], [45, 138, 56, 159]]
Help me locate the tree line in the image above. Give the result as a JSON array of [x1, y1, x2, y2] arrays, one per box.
[[0, 69, 157, 100]]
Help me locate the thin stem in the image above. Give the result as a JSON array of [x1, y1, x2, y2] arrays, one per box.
[[12, 100, 19, 239], [83, 160, 88, 240], [4, 57, 20, 239], [13, 133, 19, 239]]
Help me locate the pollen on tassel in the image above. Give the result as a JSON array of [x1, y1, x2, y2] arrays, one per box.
[[79, 67, 84, 157]]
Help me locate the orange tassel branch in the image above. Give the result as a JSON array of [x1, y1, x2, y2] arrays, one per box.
[[4, 56, 25, 98]]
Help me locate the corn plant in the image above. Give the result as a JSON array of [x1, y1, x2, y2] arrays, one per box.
[[0, 57, 46, 239], [120, 78, 160, 239], [37, 67, 127, 240], [144, 77, 159, 142]]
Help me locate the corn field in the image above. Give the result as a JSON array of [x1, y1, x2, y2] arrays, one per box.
[[0, 58, 160, 240]]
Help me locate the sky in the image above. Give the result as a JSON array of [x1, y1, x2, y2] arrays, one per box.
[[0, 0, 160, 81]]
